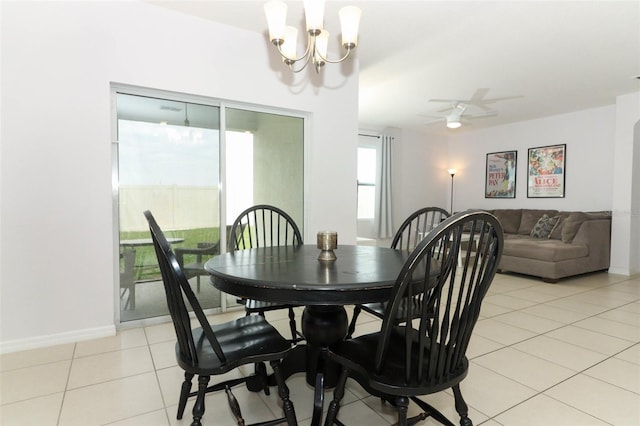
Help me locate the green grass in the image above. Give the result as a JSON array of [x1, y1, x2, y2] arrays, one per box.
[[120, 227, 220, 281]]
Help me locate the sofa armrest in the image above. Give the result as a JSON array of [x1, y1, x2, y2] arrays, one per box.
[[572, 219, 611, 269]]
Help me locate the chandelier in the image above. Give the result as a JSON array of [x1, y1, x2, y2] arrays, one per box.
[[264, 0, 361, 73]]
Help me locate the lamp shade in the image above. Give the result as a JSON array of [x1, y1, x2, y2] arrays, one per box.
[[339, 6, 361, 47], [264, 0, 287, 42], [303, 0, 325, 32], [281, 26, 298, 60], [315, 30, 329, 62]]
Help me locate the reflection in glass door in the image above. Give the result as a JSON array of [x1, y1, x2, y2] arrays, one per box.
[[116, 93, 221, 322]]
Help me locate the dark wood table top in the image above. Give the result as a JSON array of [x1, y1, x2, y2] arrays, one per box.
[[204, 244, 413, 305]]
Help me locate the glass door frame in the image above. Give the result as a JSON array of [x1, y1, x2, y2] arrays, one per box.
[[111, 83, 310, 328]]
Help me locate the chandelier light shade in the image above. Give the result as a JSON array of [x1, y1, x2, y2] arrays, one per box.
[[264, 0, 361, 73]]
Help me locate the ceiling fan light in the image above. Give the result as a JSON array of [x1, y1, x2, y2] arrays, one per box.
[[447, 116, 462, 129]]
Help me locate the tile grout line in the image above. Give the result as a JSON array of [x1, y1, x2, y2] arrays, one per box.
[[56, 342, 77, 426]]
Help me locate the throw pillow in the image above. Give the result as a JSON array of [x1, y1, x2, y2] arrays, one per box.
[[517, 209, 559, 235], [530, 214, 560, 239]]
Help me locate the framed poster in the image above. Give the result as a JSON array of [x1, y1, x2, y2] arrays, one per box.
[[527, 144, 566, 198], [485, 151, 517, 198]]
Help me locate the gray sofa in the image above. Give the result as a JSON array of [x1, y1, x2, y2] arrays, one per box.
[[482, 209, 611, 282]]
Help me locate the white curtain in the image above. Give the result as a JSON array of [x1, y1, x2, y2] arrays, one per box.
[[373, 135, 394, 238]]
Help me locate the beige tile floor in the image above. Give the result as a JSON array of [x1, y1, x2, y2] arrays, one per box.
[[1, 272, 639, 426]]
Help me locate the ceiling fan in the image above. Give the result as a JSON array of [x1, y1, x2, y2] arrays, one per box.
[[422, 102, 497, 129], [421, 88, 521, 129]]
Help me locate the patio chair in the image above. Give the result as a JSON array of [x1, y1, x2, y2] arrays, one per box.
[[144, 210, 297, 426], [347, 207, 450, 337], [175, 233, 222, 293], [324, 210, 504, 426], [119, 249, 136, 310]]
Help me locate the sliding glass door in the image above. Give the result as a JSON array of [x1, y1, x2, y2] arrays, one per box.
[[224, 108, 304, 308], [116, 93, 221, 322], [114, 89, 304, 323]]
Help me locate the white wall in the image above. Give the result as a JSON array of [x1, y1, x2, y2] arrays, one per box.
[[447, 106, 616, 212], [0, 1, 359, 351], [610, 92, 640, 275], [390, 128, 449, 222]]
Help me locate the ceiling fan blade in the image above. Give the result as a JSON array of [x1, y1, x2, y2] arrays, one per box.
[[437, 105, 455, 113], [468, 88, 490, 103], [466, 111, 498, 119], [470, 94, 524, 108], [423, 117, 444, 125], [428, 98, 459, 103]]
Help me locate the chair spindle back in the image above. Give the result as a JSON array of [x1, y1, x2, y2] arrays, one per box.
[[391, 207, 450, 252], [228, 205, 303, 251], [144, 210, 226, 367], [376, 211, 504, 385]]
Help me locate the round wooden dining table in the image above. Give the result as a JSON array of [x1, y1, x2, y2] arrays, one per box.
[[205, 244, 417, 425]]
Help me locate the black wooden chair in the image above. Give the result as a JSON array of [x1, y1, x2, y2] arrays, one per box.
[[347, 207, 450, 338], [228, 204, 304, 343], [144, 210, 297, 426], [325, 211, 504, 426]]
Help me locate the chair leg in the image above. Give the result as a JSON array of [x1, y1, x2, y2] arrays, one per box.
[[287, 307, 298, 342], [452, 385, 472, 426], [395, 396, 410, 426], [130, 284, 136, 310], [177, 372, 194, 419], [409, 396, 455, 426], [270, 360, 297, 426], [346, 305, 361, 338], [255, 362, 270, 396], [225, 385, 246, 426], [191, 375, 210, 426], [324, 367, 348, 425]]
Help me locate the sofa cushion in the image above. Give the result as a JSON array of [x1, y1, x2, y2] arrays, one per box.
[[502, 238, 588, 262], [493, 209, 522, 234], [549, 212, 570, 240], [530, 214, 560, 239], [518, 209, 559, 235], [561, 212, 588, 243]]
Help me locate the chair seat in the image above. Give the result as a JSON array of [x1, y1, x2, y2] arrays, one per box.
[[176, 314, 292, 375], [360, 297, 426, 320], [183, 261, 206, 277], [328, 328, 468, 396]]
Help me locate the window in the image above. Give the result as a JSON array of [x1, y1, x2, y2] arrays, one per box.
[[357, 146, 377, 219]]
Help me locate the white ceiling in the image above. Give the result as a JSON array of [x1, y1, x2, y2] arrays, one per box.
[[148, 1, 640, 134]]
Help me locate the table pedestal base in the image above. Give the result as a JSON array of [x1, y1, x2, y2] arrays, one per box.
[[302, 305, 348, 388]]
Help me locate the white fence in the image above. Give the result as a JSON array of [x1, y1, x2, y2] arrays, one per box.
[[120, 185, 219, 232]]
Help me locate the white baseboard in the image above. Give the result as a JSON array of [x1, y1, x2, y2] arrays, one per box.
[[0, 325, 116, 354], [608, 267, 632, 276]]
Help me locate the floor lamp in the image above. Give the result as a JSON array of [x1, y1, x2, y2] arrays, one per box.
[[447, 169, 456, 214]]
